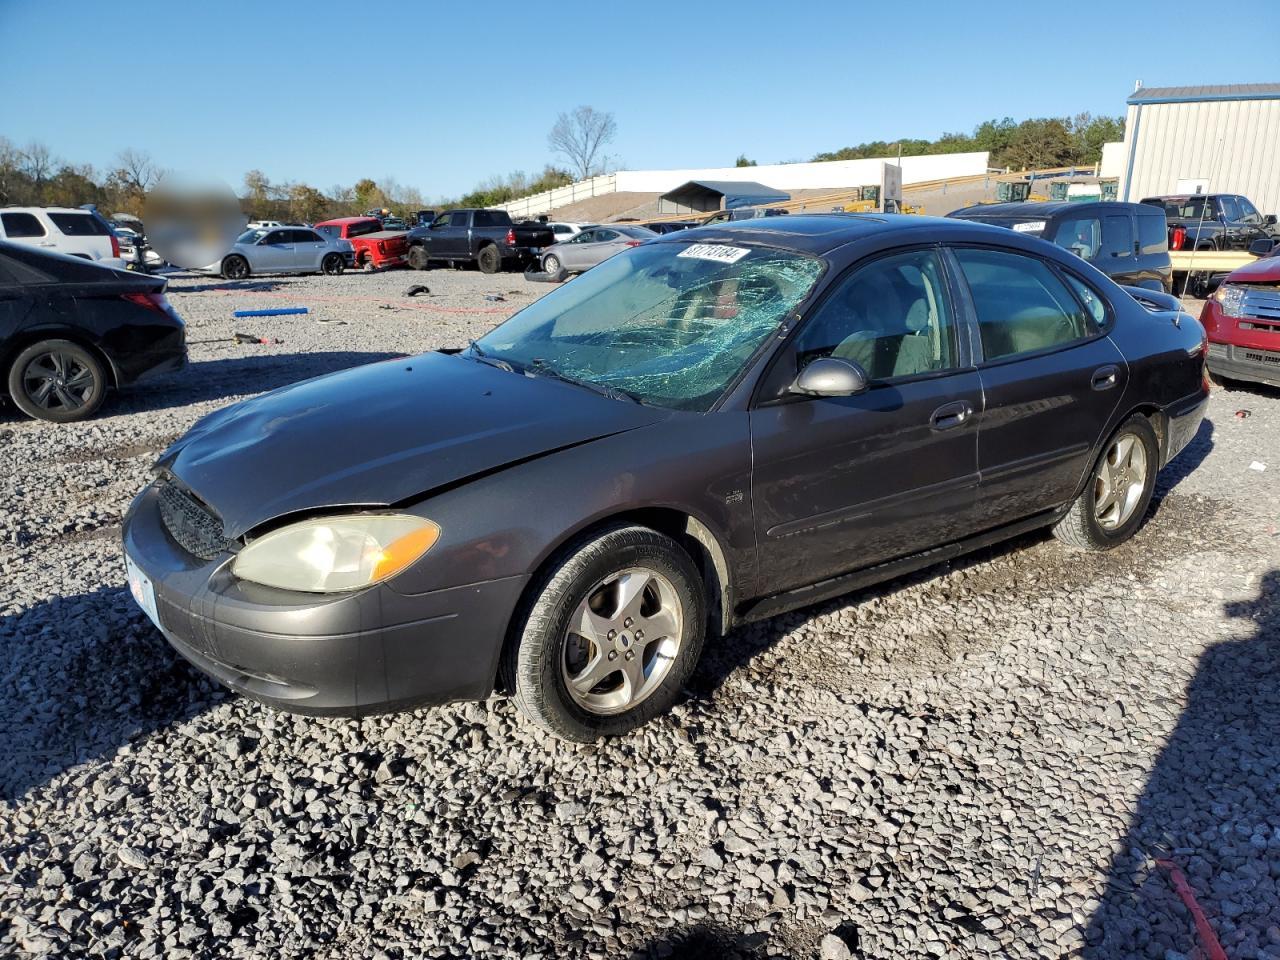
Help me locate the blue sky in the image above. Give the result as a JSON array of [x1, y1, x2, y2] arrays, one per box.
[[2, 0, 1278, 201]]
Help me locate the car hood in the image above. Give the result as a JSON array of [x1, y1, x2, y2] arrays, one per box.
[[158, 351, 670, 538], [1227, 255, 1280, 282]]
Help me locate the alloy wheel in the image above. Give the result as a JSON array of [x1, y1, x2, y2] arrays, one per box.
[[1094, 432, 1148, 530], [22, 350, 96, 413], [560, 567, 683, 715]]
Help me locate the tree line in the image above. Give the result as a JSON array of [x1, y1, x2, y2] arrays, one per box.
[[810, 113, 1125, 170]]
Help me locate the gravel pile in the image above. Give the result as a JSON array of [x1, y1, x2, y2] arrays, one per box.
[[2, 270, 1278, 959]]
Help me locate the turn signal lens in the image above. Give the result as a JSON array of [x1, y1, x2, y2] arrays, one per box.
[[232, 515, 440, 593]]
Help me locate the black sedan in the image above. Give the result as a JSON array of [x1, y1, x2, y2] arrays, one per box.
[[121, 216, 1208, 741], [1, 241, 186, 422]]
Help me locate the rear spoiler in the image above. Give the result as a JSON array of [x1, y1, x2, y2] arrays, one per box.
[[1120, 286, 1181, 313]]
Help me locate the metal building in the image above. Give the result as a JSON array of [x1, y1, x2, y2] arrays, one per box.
[[1119, 83, 1280, 215]]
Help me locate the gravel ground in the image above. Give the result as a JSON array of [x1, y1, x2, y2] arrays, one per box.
[[2, 268, 1279, 959]]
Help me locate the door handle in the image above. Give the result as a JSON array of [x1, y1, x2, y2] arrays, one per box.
[[930, 400, 973, 431], [1091, 365, 1120, 390]]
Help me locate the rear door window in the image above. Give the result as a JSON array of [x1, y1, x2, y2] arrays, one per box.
[[47, 212, 110, 236], [953, 247, 1099, 362], [1137, 214, 1168, 254], [0, 251, 55, 284], [1, 212, 47, 238], [290, 229, 321, 244], [1102, 215, 1134, 259], [1051, 216, 1101, 260]]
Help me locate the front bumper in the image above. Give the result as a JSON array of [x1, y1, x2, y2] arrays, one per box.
[[122, 482, 527, 716], [1208, 342, 1280, 389]]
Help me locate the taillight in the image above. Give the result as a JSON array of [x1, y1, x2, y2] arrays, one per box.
[[624, 240, 644, 247], [1171, 226, 1186, 251], [505, 228, 516, 246], [122, 292, 171, 314], [111, 234, 120, 258]]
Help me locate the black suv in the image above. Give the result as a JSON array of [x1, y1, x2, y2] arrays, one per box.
[[948, 201, 1172, 293]]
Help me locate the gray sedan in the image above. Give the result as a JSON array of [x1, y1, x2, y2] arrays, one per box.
[[541, 224, 658, 275], [208, 227, 355, 280]]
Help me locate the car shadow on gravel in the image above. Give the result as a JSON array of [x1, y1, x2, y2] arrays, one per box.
[[104, 350, 404, 418], [0, 586, 213, 802], [1083, 569, 1280, 958]]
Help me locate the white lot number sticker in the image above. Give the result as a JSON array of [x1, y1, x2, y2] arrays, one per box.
[[678, 243, 751, 264], [1011, 220, 1046, 234]]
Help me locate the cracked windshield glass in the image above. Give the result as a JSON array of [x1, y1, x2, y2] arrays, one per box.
[[475, 242, 824, 410]]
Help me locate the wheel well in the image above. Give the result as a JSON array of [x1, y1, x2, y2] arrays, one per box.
[[492, 507, 733, 694], [1132, 404, 1168, 462], [0, 329, 118, 390]]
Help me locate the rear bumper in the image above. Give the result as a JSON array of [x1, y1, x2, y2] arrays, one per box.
[[121, 482, 527, 716]]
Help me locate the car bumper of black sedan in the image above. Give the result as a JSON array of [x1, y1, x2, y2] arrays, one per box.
[[121, 483, 528, 716]]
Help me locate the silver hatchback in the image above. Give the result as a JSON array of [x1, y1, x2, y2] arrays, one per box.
[[208, 227, 355, 279]]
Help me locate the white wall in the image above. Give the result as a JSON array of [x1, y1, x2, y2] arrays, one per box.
[[1118, 98, 1280, 214], [614, 152, 990, 193], [1099, 141, 1125, 180]]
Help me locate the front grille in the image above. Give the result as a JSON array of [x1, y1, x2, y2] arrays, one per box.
[[1241, 286, 1280, 321], [157, 478, 232, 561]]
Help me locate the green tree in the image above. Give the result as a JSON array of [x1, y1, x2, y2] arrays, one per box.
[[289, 184, 329, 224], [353, 178, 386, 211], [735, 154, 757, 167]]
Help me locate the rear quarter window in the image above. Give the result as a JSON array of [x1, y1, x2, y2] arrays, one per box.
[[1, 212, 47, 238], [48, 213, 110, 236], [1137, 214, 1168, 255], [347, 220, 382, 238]]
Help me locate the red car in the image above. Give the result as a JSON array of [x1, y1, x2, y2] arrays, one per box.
[[313, 217, 409, 270], [1199, 255, 1280, 388]]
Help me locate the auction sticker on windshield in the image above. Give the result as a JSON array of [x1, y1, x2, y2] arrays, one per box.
[[126, 554, 163, 632], [1012, 221, 1046, 233], [678, 243, 751, 264]]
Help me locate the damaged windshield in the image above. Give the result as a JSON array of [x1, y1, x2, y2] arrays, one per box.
[[474, 241, 824, 411]]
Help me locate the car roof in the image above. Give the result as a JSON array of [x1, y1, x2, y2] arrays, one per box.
[[2, 206, 98, 215], [648, 213, 973, 256], [950, 201, 1158, 221], [313, 217, 377, 225]]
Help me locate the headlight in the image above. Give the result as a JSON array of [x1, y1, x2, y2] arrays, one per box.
[[232, 514, 440, 593], [1215, 283, 1246, 317]]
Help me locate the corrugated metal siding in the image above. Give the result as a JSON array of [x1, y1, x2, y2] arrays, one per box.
[[1119, 98, 1280, 214]]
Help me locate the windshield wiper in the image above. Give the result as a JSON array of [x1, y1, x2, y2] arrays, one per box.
[[468, 341, 515, 373], [526, 359, 642, 404]]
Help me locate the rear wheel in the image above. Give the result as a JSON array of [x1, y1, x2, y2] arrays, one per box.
[[321, 253, 344, 276], [221, 255, 250, 280], [477, 244, 501, 275], [8, 339, 108, 423], [506, 525, 706, 741], [1052, 414, 1158, 551], [361, 254, 376, 273], [407, 246, 430, 270]]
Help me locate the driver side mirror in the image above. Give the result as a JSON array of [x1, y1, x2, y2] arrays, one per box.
[[1266, 214, 1278, 226], [789, 357, 869, 398], [1249, 238, 1278, 258]]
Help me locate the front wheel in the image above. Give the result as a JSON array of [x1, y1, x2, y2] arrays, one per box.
[[477, 245, 501, 274], [8, 339, 108, 422], [407, 246, 429, 270], [1052, 414, 1159, 551], [542, 254, 562, 275], [507, 525, 706, 741], [221, 255, 250, 280], [321, 253, 345, 275]]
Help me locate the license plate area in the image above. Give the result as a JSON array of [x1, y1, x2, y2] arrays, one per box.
[[125, 554, 163, 631]]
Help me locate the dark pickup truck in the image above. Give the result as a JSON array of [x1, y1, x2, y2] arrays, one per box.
[[406, 209, 555, 273], [1140, 193, 1279, 252]]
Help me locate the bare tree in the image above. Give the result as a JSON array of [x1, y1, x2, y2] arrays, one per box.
[[20, 141, 57, 186], [548, 106, 617, 181], [114, 148, 160, 194]]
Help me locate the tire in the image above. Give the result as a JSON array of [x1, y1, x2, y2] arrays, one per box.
[[221, 255, 250, 280], [506, 525, 706, 741], [407, 246, 430, 270], [1052, 414, 1159, 551], [321, 253, 344, 276], [477, 245, 501, 275], [361, 254, 376, 273], [8, 339, 108, 423], [542, 254, 562, 275]]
